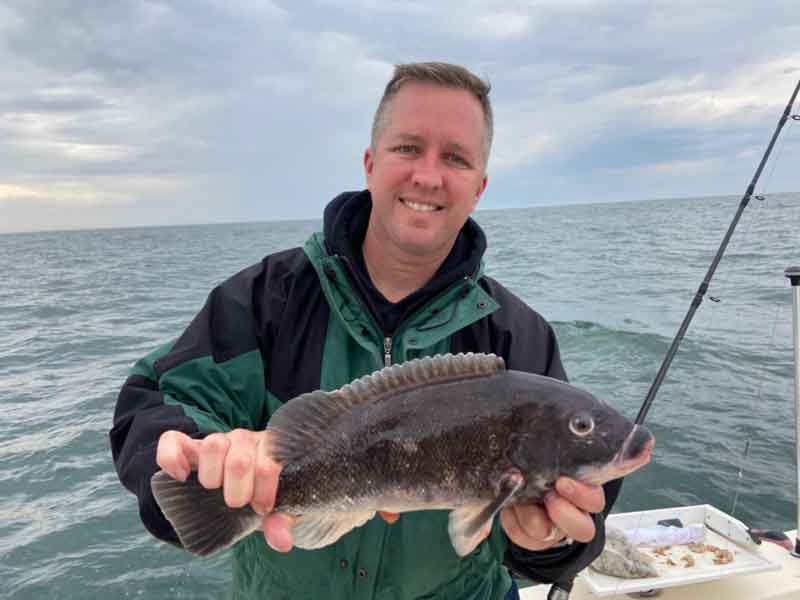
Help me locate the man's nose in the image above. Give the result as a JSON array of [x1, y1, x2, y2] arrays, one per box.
[[411, 154, 443, 191]]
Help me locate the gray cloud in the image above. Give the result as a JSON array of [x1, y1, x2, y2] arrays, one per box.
[[1, 0, 798, 232]]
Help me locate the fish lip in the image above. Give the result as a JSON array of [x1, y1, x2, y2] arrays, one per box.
[[613, 425, 655, 473], [574, 427, 655, 486]]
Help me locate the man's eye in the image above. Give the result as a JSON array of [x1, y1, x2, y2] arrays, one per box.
[[444, 153, 469, 167], [393, 144, 419, 155]]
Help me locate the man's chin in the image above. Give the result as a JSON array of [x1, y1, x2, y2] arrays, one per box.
[[393, 234, 451, 259]]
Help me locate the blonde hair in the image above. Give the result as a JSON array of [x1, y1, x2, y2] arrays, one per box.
[[371, 62, 493, 166]]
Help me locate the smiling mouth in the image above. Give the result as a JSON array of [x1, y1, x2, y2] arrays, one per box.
[[400, 197, 443, 213]]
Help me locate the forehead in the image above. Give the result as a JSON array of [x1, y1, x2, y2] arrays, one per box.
[[382, 82, 485, 148]]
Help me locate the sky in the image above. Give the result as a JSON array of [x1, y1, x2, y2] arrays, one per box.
[[1, 1, 799, 233]]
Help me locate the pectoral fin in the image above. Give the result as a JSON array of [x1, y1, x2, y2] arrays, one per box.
[[448, 469, 525, 556], [292, 510, 377, 550]]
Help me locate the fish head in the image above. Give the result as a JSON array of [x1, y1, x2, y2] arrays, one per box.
[[507, 374, 654, 497]]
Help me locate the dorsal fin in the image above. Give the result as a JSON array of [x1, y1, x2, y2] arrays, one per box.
[[267, 353, 505, 463]]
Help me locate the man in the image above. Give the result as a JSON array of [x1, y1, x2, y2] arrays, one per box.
[[111, 62, 618, 600]]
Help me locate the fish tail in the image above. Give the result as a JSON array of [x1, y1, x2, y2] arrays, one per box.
[[151, 470, 262, 556]]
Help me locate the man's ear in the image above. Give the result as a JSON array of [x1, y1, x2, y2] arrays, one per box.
[[472, 174, 488, 209], [363, 147, 374, 177]]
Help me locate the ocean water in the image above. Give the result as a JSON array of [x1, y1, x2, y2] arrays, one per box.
[[1, 193, 798, 599]]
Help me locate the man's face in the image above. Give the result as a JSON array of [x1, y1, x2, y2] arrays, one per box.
[[364, 82, 488, 260]]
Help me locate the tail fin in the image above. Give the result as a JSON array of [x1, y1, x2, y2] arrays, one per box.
[[151, 470, 262, 556]]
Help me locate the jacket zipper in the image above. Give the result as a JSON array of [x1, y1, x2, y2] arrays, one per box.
[[324, 252, 483, 369], [383, 337, 392, 367]]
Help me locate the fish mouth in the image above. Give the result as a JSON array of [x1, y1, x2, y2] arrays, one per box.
[[614, 425, 655, 474], [578, 425, 655, 486]]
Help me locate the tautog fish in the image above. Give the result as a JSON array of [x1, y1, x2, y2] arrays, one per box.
[[151, 353, 654, 557]]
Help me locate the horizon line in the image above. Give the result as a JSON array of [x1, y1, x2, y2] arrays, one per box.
[[2, 189, 798, 236]]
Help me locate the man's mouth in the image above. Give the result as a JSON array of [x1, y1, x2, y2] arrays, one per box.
[[400, 197, 443, 213]]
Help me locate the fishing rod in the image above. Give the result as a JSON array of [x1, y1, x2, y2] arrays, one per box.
[[635, 79, 800, 426]]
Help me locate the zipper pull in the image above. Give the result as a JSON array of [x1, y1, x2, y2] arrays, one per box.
[[383, 337, 392, 367]]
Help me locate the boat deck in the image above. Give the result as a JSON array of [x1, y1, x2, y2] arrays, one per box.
[[520, 530, 799, 600]]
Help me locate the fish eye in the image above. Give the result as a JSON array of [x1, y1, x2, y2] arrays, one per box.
[[569, 413, 594, 437]]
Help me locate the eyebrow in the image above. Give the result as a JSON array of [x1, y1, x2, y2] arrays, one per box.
[[391, 133, 425, 144]]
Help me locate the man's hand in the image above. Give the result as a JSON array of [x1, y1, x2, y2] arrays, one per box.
[[155, 429, 294, 552], [499, 477, 605, 551]]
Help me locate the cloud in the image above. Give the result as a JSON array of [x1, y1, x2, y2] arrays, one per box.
[[0, 176, 188, 207], [594, 55, 800, 127], [470, 12, 532, 39], [285, 30, 394, 106], [1, 0, 799, 232], [0, 182, 130, 207], [595, 156, 724, 179], [491, 130, 555, 170], [487, 48, 800, 184], [316, 0, 434, 15]]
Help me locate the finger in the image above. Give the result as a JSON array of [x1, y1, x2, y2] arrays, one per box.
[[197, 432, 230, 489], [500, 504, 556, 551], [252, 441, 282, 515], [544, 492, 596, 543], [508, 503, 553, 540], [555, 477, 606, 514], [543, 524, 564, 542], [378, 511, 400, 524], [499, 506, 524, 542], [263, 512, 295, 552], [156, 430, 199, 481], [223, 429, 259, 508]]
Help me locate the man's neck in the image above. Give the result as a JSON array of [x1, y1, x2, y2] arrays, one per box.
[[361, 230, 452, 304]]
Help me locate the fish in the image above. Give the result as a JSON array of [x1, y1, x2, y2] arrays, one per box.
[[151, 352, 654, 557], [589, 527, 659, 579]]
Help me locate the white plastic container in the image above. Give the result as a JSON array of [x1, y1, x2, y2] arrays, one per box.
[[580, 504, 782, 597]]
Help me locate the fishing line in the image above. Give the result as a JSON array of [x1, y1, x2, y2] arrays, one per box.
[[660, 96, 795, 521], [730, 441, 752, 519], [722, 116, 796, 517], [762, 114, 792, 193], [701, 195, 759, 335], [690, 109, 792, 345], [700, 201, 759, 508], [707, 108, 795, 338], [725, 281, 785, 509]]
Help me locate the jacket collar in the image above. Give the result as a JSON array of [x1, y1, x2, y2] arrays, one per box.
[[304, 231, 498, 359]]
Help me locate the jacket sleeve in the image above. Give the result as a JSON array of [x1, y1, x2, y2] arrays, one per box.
[[476, 277, 620, 585], [109, 261, 280, 545]]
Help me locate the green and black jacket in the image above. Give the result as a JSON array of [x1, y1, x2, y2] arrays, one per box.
[[110, 191, 621, 600]]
